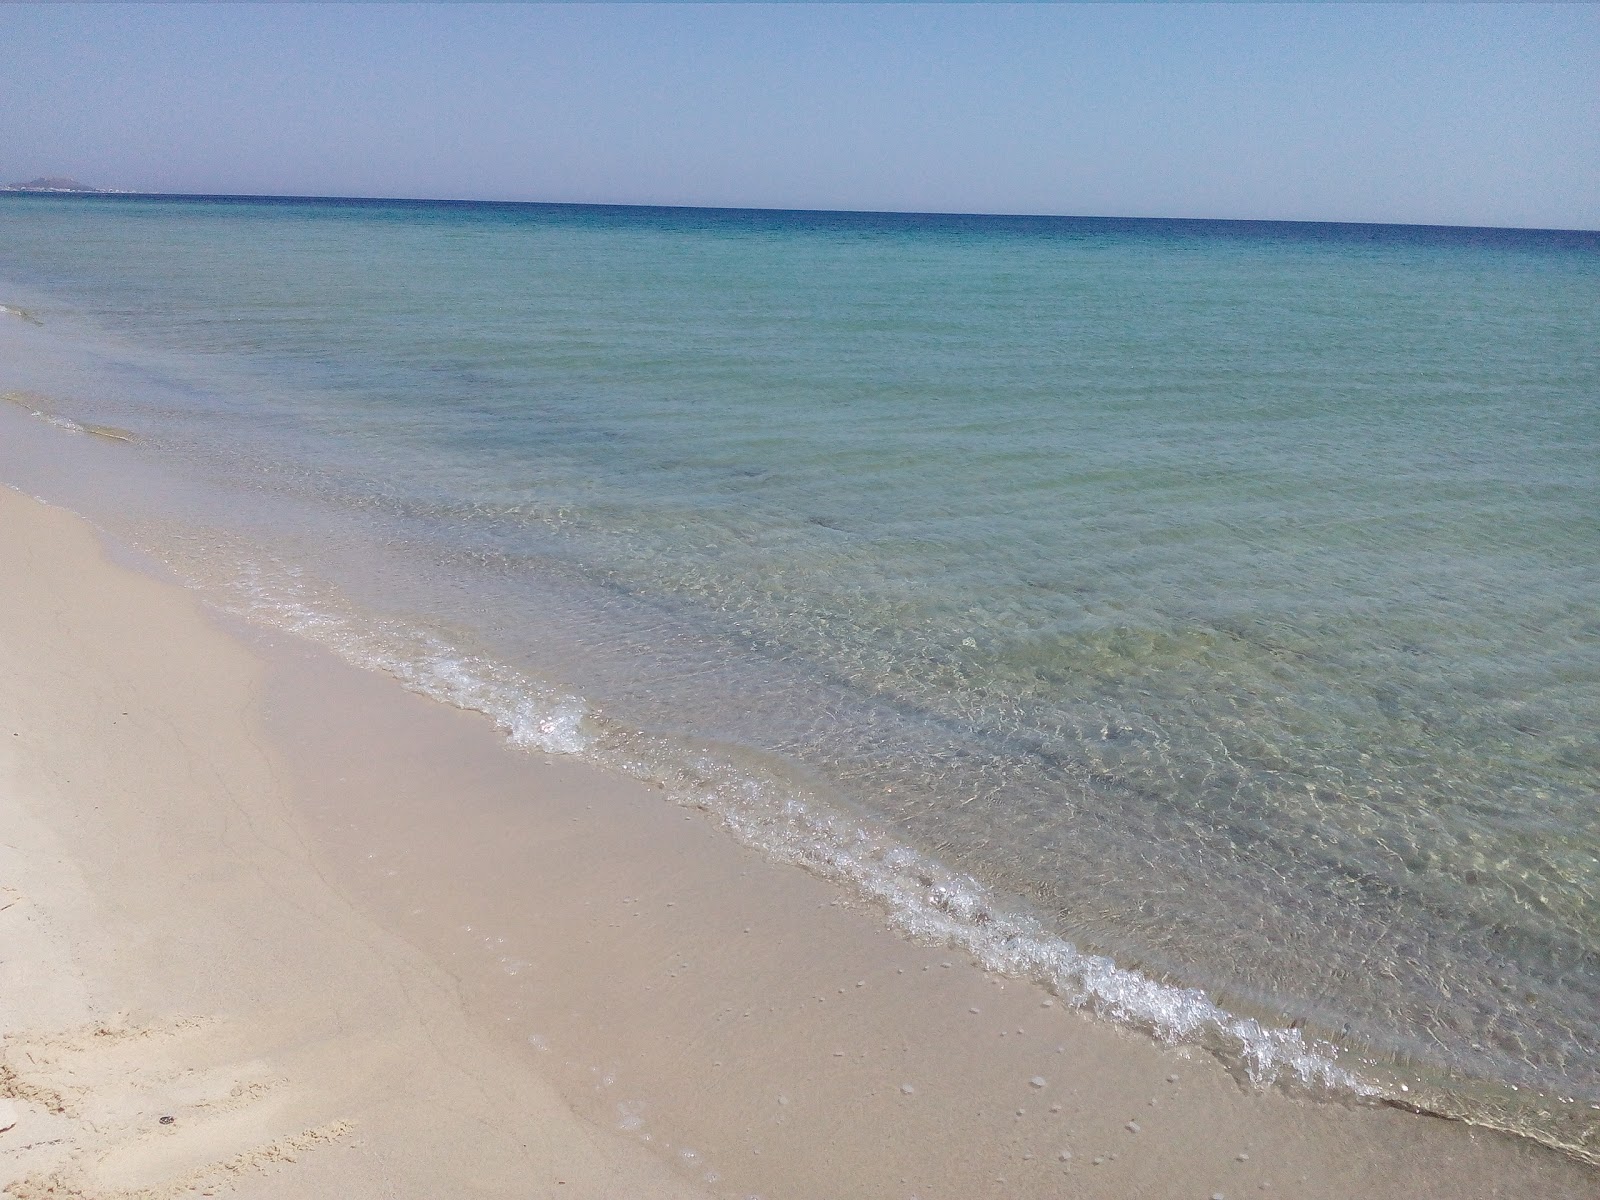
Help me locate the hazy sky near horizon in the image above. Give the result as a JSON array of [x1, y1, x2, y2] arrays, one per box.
[[2, 4, 1596, 229]]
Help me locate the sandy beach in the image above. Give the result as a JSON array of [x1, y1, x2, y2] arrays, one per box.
[[2, 483, 1594, 1200]]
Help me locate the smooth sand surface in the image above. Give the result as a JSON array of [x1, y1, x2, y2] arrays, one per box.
[[2, 483, 1595, 1198], [0, 487, 708, 1200]]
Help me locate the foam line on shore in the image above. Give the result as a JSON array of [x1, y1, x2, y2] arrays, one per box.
[[216, 546, 1379, 1102]]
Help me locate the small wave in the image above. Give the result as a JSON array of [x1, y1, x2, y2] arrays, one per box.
[[2, 392, 135, 442], [226, 561, 591, 758], [0, 303, 42, 325], [674, 751, 1375, 1098]]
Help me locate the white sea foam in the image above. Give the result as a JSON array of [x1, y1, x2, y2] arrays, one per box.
[[225, 559, 593, 758], [0, 302, 41, 325], [691, 753, 1375, 1096], [2, 394, 132, 442]]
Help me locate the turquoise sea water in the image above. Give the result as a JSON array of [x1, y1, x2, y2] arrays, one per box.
[[2, 194, 1597, 1159]]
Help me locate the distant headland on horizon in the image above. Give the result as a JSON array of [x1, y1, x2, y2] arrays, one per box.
[[2, 177, 106, 193]]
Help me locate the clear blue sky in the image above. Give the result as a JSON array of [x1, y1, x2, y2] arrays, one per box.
[[3, 3, 1596, 229]]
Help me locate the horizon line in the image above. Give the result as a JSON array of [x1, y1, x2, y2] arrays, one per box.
[[3, 186, 1596, 237]]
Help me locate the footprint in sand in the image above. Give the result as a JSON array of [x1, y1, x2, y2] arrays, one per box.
[[0, 1016, 352, 1199]]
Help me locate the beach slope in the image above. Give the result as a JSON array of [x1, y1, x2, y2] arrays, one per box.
[[2, 483, 1594, 1199], [0, 486, 706, 1199]]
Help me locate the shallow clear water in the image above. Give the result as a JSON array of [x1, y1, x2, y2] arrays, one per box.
[[2, 194, 1597, 1157]]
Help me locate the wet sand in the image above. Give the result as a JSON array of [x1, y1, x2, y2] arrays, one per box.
[[1, 483, 1593, 1198]]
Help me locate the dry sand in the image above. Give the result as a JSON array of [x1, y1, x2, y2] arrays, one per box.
[[0, 487, 707, 1200], [2, 483, 1594, 1199]]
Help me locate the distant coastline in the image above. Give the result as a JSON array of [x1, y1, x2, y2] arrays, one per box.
[[1, 176, 132, 194]]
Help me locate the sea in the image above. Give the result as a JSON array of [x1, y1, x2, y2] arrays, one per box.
[[2, 193, 1596, 1161]]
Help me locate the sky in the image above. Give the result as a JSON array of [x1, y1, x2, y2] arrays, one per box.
[[2, 3, 1596, 229]]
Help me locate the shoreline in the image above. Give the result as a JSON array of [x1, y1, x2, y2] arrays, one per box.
[[2, 491, 1594, 1198]]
